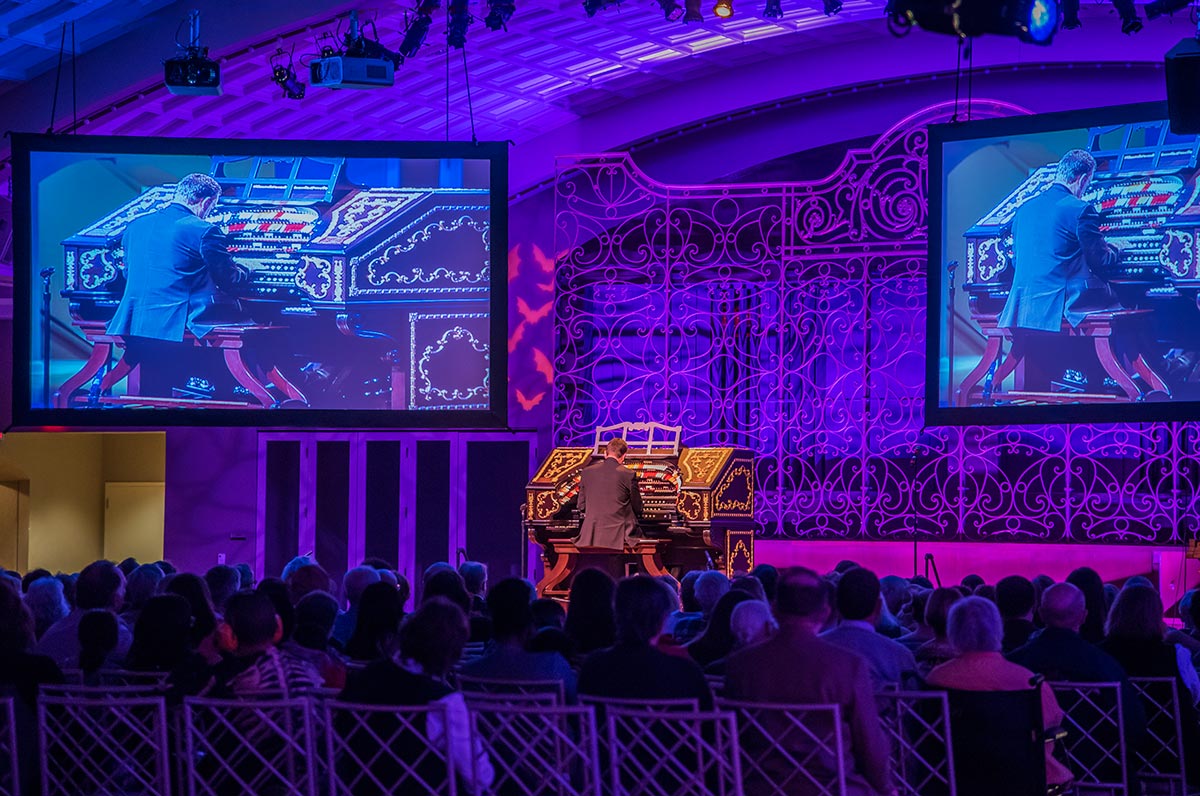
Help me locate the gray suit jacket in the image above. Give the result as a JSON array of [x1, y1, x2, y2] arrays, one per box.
[[998, 183, 1121, 332], [107, 203, 246, 341], [576, 457, 642, 550]]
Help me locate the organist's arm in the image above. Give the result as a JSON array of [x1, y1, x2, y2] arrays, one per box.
[[628, 472, 644, 520], [199, 226, 250, 290], [1077, 204, 1122, 275]]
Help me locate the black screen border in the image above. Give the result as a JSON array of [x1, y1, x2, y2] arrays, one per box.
[[10, 132, 509, 430], [921, 100, 1200, 427]]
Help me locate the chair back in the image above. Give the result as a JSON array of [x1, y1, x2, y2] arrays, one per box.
[[322, 700, 458, 796], [470, 701, 601, 796], [1128, 676, 1187, 791], [718, 698, 846, 796], [457, 674, 566, 704], [97, 670, 173, 688], [605, 705, 743, 796], [706, 675, 726, 698], [0, 698, 16, 796], [875, 690, 956, 796], [943, 686, 1047, 796], [1047, 681, 1128, 795], [38, 690, 170, 796], [183, 696, 317, 796]]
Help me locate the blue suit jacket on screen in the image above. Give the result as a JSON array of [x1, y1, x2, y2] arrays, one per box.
[[107, 203, 243, 341]]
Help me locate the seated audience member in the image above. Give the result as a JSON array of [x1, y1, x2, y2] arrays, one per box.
[[209, 590, 323, 697], [1123, 575, 1154, 591], [204, 565, 241, 614], [730, 574, 768, 603], [117, 557, 139, 577], [121, 563, 164, 625], [55, 572, 77, 610], [287, 563, 333, 606], [126, 594, 210, 697], [973, 585, 996, 602], [665, 570, 703, 637], [1066, 567, 1108, 644], [0, 585, 64, 703], [1031, 574, 1055, 627], [341, 598, 494, 793], [915, 588, 963, 678], [155, 561, 177, 576], [460, 578, 577, 702], [821, 567, 917, 690], [750, 564, 779, 602], [78, 609, 119, 681], [332, 566, 381, 648], [675, 571, 730, 644], [527, 597, 573, 657], [344, 581, 404, 662], [166, 573, 221, 663], [1166, 590, 1200, 664], [424, 569, 490, 642], [287, 590, 347, 689], [685, 590, 755, 669], [280, 555, 314, 583], [1103, 583, 1120, 613], [725, 567, 892, 796], [897, 590, 932, 652], [37, 560, 132, 668], [257, 578, 298, 644], [564, 568, 617, 662], [234, 563, 255, 591], [877, 575, 910, 639], [706, 599, 778, 676], [925, 597, 1072, 788], [25, 576, 69, 640], [909, 576, 934, 589], [459, 561, 489, 615], [579, 576, 712, 708], [961, 574, 985, 592], [996, 575, 1038, 654], [20, 568, 52, 594]]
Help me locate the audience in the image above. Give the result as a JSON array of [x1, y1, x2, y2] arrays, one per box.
[[0, 584, 64, 704], [706, 599, 778, 675], [204, 564, 241, 614], [126, 594, 209, 696], [563, 568, 616, 661], [459, 561, 488, 614], [345, 581, 405, 662], [666, 570, 704, 636], [208, 590, 323, 697], [24, 575, 69, 640], [674, 570, 730, 643], [122, 563, 164, 624], [684, 589, 755, 669], [288, 590, 347, 689], [527, 597, 573, 657], [730, 574, 768, 603], [37, 560, 132, 669], [257, 577, 297, 643], [287, 563, 334, 606], [897, 589, 932, 652], [166, 573, 221, 663], [821, 567, 916, 689], [914, 587, 963, 678], [78, 609, 119, 680], [1066, 567, 1108, 644], [995, 575, 1037, 653], [332, 566, 382, 648]]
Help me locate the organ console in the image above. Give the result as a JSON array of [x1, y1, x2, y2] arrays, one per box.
[[57, 155, 491, 410], [957, 120, 1200, 403], [524, 422, 757, 599]]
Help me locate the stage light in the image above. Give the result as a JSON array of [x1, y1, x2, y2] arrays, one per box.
[[683, 0, 704, 21], [270, 48, 305, 99], [448, 0, 472, 48], [763, 0, 783, 17], [485, 0, 516, 30], [658, 0, 685, 20], [713, 0, 734, 17], [887, 0, 1059, 42], [1061, 0, 1080, 28], [1146, 0, 1192, 19], [1111, 0, 1142, 32], [583, 0, 620, 16], [164, 10, 220, 96], [1020, 0, 1059, 43], [823, 0, 842, 14]]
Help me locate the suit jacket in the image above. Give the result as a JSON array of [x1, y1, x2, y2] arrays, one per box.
[[820, 620, 918, 690], [998, 183, 1121, 332], [576, 457, 642, 550], [725, 622, 892, 796], [107, 203, 245, 341]]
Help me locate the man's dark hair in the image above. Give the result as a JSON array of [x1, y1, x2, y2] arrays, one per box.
[[21, 569, 51, 593], [400, 597, 469, 677], [234, 563, 255, 591], [118, 558, 139, 577], [833, 560, 859, 574], [531, 597, 566, 630], [423, 570, 471, 613], [909, 576, 934, 589], [961, 574, 985, 591], [996, 575, 1036, 620], [0, 586, 34, 651], [750, 564, 778, 601], [175, 173, 221, 204], [361, 557, 395, 571], [615, 575, 674, 645], [223, 591, 279, 648], [1057, 149, 1096, 184], [486, 578, 535, 640], [155, 560, 178, 576], [205, 565, 241, 610], [774, 567, 827, 619], [679, 570, 703, 613], [75, 561, 124, 611], [459, 562, 488, 596], [836, 567, 881, 621], [926, 588, 964, 637], [79, 609, 119, 673], [606, 438, 628, 458]]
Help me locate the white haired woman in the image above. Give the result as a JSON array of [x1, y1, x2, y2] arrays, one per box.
[[925, 596, 1071, 787]]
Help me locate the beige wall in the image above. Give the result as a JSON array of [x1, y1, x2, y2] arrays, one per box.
[[0, 432, 165, 573]]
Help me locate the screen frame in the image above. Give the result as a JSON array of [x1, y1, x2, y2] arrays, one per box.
[[922, 99, 1200, 427], [10, 132, 509, 430]]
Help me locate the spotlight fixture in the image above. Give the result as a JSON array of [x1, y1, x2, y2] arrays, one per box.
[[1146, 0, 1192, 19], [1111, 0, 1143, 32], [823, 0, 842, 14], [270, 48, 305, 99], [448, 0, 472, 48], [683, 0, 704, 21], [887, 0, 1059, 43], [658, 0, 686, 20], [164, 10, 221, 96], [713, 0, 734, 17], [485, 0, 516, 30], [1061, 0, 1080, 28], [763, 0, 783, 17], [311, 11, 398, 89], [583, 0, 619, 16], [399, 0, 441, 58]]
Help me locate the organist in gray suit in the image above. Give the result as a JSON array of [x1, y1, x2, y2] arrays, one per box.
[[576, 437, 644, 551]]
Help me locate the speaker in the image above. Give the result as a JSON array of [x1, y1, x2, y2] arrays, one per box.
[[1166, 38, 1200, 134]]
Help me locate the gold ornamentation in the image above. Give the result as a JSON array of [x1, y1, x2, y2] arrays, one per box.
[[533, 448, 593, 483], [533, 490, 561, 521], [678, 491, 703, 522], [714, 464, 754, 515], [678, 448, 731, 484], [313, 190, 424, 246], [1160, 229, 1196, 278]]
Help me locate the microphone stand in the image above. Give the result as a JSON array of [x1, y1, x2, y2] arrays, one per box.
[[40, 267, 54, 408], [946, 260, 959, 406]]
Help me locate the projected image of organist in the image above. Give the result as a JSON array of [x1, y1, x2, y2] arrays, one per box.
[[106, 173, 250, 398], [576, 437, 644, 551]]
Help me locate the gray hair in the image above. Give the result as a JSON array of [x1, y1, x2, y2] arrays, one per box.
[[174, 173, 221, 205], [947, 596, 1003, 654], [1056, 149, 1095, 184], [694, 571, 730, 615], [25, 576, 69, 634], [1039, 582, 1086, 630], [730, 600, 777, 648]]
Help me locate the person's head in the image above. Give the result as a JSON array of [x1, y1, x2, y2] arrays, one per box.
[[879, 575, 912, 616], [458, 562, 488, 597], [694, 571, 730, 618], [750, 564, 779, 602], [605, 437, 629, 463], [1124, 575, 1154, 591], [657, 573, 681, 605], [0, 585, 34, 652], [218, 591, 282, 656], [288, 563, 332, 605], [615, 575, 675, 645], [174, 173, 222, 218], [947, 596, 1003, 655], [833, 560, 859, 575], [995, 575, 1036, 621], [1039, 582, 1087, 633], [280, 555, 313, 583], [21, 568, 51, 593], [773, 567, 829, 625], [531, 597, 566, 630], [730, 575, 767, 603], [679, 570, 703, 613], [204, 565, 241, 612], [836, 567, 882, 623], [909, 588, 932, 629], [1105, 584, 1165, 642], [909, 576, 934, 590], [293, 590, 340, 651], [362, 557, 395, 572], [960, 574, 985, 591], [234, 563, 255, 591], [925, 587, 964, 639], [691, 590, 755, 656], [128, 594, 193, 672], [56, 572, 77, 609], [564, 568, 617, 652], [347, 580, 404, 660], [256, 578, 296, 642], [730, 600, 777, 648], [155, 561, 177, 577], [165, 573, 217, 646], [1066, 567, 1108, 641], [398, 597, 469, 678], [124, 564, 164, 613], [75, 560, 126, 612], [342, 566, 381, 609], [422, 570, 470, 613], [78, 609, 119, 673], [118, 557, 139, 577], [974, 585, 996, 602], [24, 576, 69, 637], [1103, 583, 1120, 611], [422, 562, 455, 586], [1187, 590, 1200, 633], [486, 578, 536, 642], [1056, 149, 1097, 197]]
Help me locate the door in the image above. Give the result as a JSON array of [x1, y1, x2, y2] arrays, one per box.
[[104, 482, 165, 564], [0, 481, 27, 571]]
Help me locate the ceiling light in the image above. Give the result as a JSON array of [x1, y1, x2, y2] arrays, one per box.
[[683, 0, 704, 21], [399, 0, 440, 58], [447, 0, 472, 48], [1061, 0, 1080, 28], [713, 0, 734, 16], [1111, 0, 1143, 32], [763, 0, 783, 16], [823, 0, 843, 14], [485, 0, 516, 30], [658, 0, 685, 20], [270, 48, 305, 100], [1146, 0, 1192, 19]]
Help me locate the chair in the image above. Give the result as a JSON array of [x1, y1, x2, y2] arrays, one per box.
[[0, 698, 16, 796], [1128, 677, 1188, 795], [97, 670, 173, 689], [322, 700, 458, 796], [605, 705, 743, 796], [470, 701, 601, 796], [719, 698, 846, 796], [457, 674, 566, 704], [875, 690, 956, 796], [1047, 681, 1128, 796], [942, 686, 1048, 796], [183, 696, 317, 796], [706, 675, 726, 698], [38, 690, 171, 796]]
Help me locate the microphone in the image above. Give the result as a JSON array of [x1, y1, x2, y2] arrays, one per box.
[[39, 268, 55, 279]]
